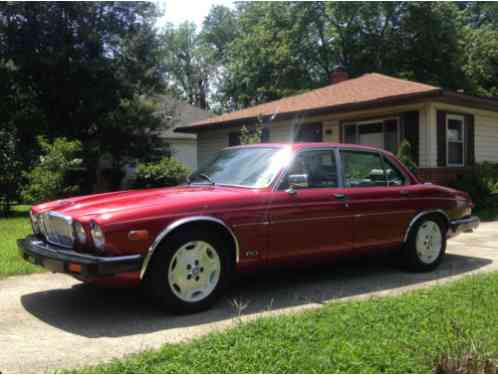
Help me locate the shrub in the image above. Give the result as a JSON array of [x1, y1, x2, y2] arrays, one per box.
[[134, 157, 190, 188], [396, 139, 417, 173], [450, 162, 498, 210], [22, 137, 83, 203], [240, 125, 263, 145], [0, 127, 22, 216]]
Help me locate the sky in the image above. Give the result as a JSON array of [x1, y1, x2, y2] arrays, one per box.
[[154, 0, 235, 30]]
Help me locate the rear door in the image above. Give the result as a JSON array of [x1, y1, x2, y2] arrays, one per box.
[[339, 148, 417, 250], [267, 148, 353, 263]]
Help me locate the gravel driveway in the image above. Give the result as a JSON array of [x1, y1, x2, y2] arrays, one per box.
[[1, 222, 497, 373]]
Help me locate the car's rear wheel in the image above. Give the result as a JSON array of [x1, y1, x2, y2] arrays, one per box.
[[143, 229, 232, 314], [403, 216, 446, 272]]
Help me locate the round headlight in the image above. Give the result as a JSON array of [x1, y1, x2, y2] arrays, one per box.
[[30, 210, 40, 234], [90, 222, 106, 250], [74, 221, 87, 244]]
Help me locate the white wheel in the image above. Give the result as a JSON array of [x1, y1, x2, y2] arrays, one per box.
[[403, 216, 446, 272], [144, 229, 233, 313], [415, 220, 443, 264], [168, 240, 221, 303]]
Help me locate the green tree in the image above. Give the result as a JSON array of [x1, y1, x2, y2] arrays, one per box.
[[0, 2, 165, 191], [22, 137, 83, 203], [134, 157, 191, 188], [216, 2, 468, 109], [239, 125, 263, 145], [0, 127, 22, 216], [396, 139, 417, 173], [161, 22, 212, 110]]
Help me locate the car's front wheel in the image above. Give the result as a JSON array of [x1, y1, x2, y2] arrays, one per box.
[[143, 229, 232, 314], [403, 216, 446, 272]]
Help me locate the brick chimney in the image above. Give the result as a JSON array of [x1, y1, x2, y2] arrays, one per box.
[[329, 66, 349, 84]]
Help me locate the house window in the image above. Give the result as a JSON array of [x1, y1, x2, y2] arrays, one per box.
[[342, 118, 399, 153], [295, 123, 323, 142], [447, 115, 464, 166]]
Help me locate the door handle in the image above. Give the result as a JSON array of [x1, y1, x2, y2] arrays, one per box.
[[334, 193, 348, 200], [400, 190, 411, 196]]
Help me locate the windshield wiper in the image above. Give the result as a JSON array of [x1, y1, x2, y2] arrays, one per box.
[[189, 173, 215, 185]]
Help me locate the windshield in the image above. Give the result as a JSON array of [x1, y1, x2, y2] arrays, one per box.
[[189, 146, 292, 188]]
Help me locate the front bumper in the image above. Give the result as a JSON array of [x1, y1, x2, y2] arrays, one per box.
[[18, 235, 144, 278], [448, 216, 480, 238]]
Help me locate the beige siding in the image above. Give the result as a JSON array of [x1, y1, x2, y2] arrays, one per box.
[[269, 122, 294, 142], [475, 115, 498, 162], [169, 139, 197, 170], [197, 128, 230, 166], [421, 103, 438, 168]]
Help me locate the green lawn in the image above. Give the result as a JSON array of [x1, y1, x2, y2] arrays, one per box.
[[0, 205, 43, 279], [76, 272, 498, 373]]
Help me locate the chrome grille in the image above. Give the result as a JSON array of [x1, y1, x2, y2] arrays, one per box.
[[39, 211, 74, 248]]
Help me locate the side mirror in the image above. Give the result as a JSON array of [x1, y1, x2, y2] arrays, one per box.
[[288, 174, 309, 189]]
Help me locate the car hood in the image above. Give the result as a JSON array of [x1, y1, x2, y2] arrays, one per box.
[[32, 185, 248, 221]]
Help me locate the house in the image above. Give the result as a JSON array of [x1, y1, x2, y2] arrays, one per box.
[[176, 69, 498, 185], [158, 97, 212, 171]]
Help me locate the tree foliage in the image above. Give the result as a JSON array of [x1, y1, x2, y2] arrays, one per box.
[[160, 2, 498, 111], [239, 125, 263, 145], [22, 137, 83, 204], [396, 139, 417, 173], [134, 157, 191, 188], [161, 22, 212, 110], [0, 2, 166, 192], [0, 127, 22, 216]]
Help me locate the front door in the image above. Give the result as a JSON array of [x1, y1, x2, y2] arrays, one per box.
[[268, 148, 353, 263], [339, 148, 416, 250]]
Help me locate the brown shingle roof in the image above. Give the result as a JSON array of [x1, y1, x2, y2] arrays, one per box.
[[177, 73, 441, 132]]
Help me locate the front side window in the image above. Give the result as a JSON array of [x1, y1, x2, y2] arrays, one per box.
[[282, 149, 338, 189], [447, 115, 464, 166], [383, 156, 409, 186], [341, 150, 386, 188], [190, 147, 292, 188]]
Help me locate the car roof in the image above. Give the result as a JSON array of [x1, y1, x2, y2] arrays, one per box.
[[228, 142, 393, 155]]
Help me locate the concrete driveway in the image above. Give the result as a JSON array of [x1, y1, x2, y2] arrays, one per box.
[[1, 222, 497, 373]]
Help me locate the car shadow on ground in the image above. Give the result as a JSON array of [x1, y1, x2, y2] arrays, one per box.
[[20, 252, 492, 339]]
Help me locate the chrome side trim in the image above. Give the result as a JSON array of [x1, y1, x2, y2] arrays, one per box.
[[403, 209, 449, 243], [140, 216, 240, 279]]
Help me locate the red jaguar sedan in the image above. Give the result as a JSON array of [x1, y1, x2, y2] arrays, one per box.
[[19, 143, 479, 313]]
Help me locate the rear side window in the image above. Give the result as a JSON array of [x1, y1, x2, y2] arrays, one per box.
[[341, 150, 409, 188], [341, 150, 387, 188]]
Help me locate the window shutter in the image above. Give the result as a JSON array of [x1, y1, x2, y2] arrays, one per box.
[[261, 127, 270, 143], [437, 111, 447, 166], [401, 111, 419, 165], [464, 114, 475, 166], [228, 132, 241, 146]]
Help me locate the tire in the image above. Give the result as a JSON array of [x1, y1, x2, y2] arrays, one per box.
[[142, 228, 233, 314], [402, 216, 447, 272]]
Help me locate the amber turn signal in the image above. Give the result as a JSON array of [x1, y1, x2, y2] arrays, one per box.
[[68, 263, 81, 274], [128, 230, 149, 241]]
